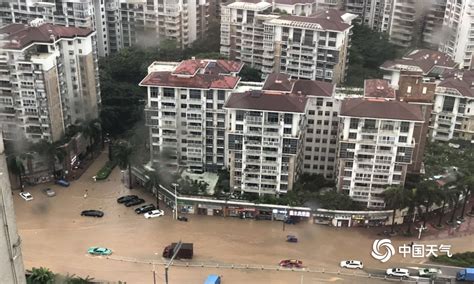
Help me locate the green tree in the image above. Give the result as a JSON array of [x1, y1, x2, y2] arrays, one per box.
[[7, 154, 28, 190], [415, 180, 444, 228], [27, 267, 55, 284], [113, 140, 134, 189], [81, 119, 102, 158], [383, 185, 408, 234], [446, 183, 462, 225], [32, 140, 66, 177], [238, 65, 263, 82], [458, 174, 473, 220], [403, 187, 418, 235], [316, 190, 362, 211]]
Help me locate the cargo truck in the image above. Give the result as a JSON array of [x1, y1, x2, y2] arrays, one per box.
[[162, 242, 193, 259], [456, 268, 474, 282]]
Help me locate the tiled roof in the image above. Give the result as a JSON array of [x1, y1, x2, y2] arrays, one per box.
[[274, 0, 315, 4], [0, 23, 93, 49], [438, 70, 474, 98], [140, 72, 240, 89], [224, 90, 307, 113], [292, 79, 334, 97], [364, 79, 396, 99], [172, 60, 207, 76], [340, 98, 424, 121], [262, 73, 293, 92], [172, 59, 244, 76], [276, 10, 352, 31], [380, 49, 456, 74]]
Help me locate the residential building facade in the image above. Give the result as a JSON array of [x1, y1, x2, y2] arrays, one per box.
[[139, 59, 243, 172], [337, 93, 424, 208], [220, 3, 356, 83], [0, 20, 100, 142], [0, 133, 26, 284], [439, 0, 474, 70], [430, 70, 474, 141], [225, 90, 307, 195]]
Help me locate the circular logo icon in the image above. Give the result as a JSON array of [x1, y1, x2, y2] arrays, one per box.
[[371, 239, 395, 263]]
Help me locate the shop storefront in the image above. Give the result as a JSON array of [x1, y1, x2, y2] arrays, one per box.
[[314, 209, 392, 228], [197, 204, 223, 216], [272, 209, 287, 221]]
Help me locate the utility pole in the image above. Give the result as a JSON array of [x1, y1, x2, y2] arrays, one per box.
[[165, 241, 183, 284], [172, 183, 179, 220]]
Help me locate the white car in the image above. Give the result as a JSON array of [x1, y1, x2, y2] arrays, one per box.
[[340, 260, 363, 269], [144, 209, 164, 219], [419, 268, 441, 277], [19, 192, 33, 201], [386, 268, 410, 278]]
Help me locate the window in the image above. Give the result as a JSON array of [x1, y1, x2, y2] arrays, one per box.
[[308, 110, 315, 115], [407, 86, 412, 94], [304, 155, 311, 160], [305, 146, 312, 151], [326, 101, 333, 107], [218, 90, 225, 101], [307, 128, 313, 133], [306, 137, 313, 142], [308, 119, 314, 124], [399, 136, 407, 143], [284, 114, 293, 124], [422, 87, 427, 94], [349, 118, 359, 129]]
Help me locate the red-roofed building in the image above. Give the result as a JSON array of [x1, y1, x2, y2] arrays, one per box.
[[220, 4, 357, 83], [139, 59, 243, 172], [0, 20, 100, 143], [338, 97, 424, 208]]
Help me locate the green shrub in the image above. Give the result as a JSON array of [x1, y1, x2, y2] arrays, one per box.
[[96, 160, 117, 180], [430, 252, 474, 267]]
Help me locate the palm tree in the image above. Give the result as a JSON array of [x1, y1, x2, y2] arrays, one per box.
[[146, 169, 161, 209], [7, 154, 27, 190], [415, 180, 444, 228], [458, 175, 473, 220], [383, 185, 408, 234], [27, 267, 55, 284], [436, 188, 448, 228], [81, 119, 102, 159], [32, 140, 66, 178], [447, 184, 462, 225], [403, 187, 418, 235], [113, 140, 133, 189]]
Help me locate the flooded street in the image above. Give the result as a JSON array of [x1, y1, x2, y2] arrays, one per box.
[[12, 152, 472, 283]]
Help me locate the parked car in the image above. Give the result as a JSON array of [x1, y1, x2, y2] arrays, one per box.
[[42, 188, 56, 197], [135, 204, 156, 214], [419, 268, 441, 278], [286, 235, 298, 243], [284, 218, 297, 224], [55, 179, 70, 187], [19, 192, 33, 201], [88, 247, 112, 256], [279, 259, 303, 268], [124, 198, 145, 207], [144, 209, 165, 219], [340, 260, 363, 269], [386, 268, 410, 278], [117, 195, 138, 204], [177, 216, 188, 222], [81, 210, 104, 217]]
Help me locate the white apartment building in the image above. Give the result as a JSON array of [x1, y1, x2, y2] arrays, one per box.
[[220, 2, 356, 83], [225, 90, 307, 195], [139, 59, 243, 172], [316, 0, 344, 11], [439, 0, 474, 70], [0, 133, 26, 284], [0, 0, 210, 56], [0, 20, 100, 142], [338, 96, 424, 208], [261, 73, 341, 179], [430, 70, 474, 141], [344, 0, 387, 29]]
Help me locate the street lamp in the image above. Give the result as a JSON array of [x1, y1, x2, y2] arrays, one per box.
[[171, 183, 179, 220]]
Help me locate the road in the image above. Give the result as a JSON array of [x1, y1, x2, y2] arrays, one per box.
[[12, 152, 470, 283]]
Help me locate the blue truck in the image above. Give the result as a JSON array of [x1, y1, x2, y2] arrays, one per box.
[[204, 274, 221, 284], [456, 268, 474, 281]]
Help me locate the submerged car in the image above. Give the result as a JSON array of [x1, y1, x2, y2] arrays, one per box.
[[55, 179, 70, 187], [279, 259, 303, 268], [340, 260, 363, 269], [117, 195, 138, 204], [42, 188, 56, 197], [81, 210, 104, 217], [419, 268, 441, 277], [177, 216, 188, 222], [286, 235, 298, 243], [88, 247, 112, 256], [144, 209, 164, 219], [19, 192, 33, 201], [135, 204, 156, 214], [124, 198, 145, 207], [386, 268, 410, 278]]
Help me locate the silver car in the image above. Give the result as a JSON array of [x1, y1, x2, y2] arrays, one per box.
[[42, 188, 56, 197]]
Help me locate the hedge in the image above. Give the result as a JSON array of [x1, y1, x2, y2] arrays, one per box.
[[95, 160, 117, 180], [430, 252, 474, 267]]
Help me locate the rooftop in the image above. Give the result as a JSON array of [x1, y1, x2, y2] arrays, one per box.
[[380, 49, 456, 75], [364, 79, 396, 99], [0, 22, 93, 50], [172, 59, 244, 76], [262, 72, 335, 97], [340, 98, 424, 121], [269, 10, 355, 31], [140, 72, 240, 89], [225, 90, 307, 113], [437, 70, 474, 98]]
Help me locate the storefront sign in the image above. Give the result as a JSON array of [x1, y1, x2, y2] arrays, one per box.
[[288, 210, 311, 217]]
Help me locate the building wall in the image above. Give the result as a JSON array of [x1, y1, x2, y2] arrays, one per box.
[[397, 72, 437, 99], [43, 66, 65, 142], [78, 53, 100, 122], [0, 134, 27, 284]]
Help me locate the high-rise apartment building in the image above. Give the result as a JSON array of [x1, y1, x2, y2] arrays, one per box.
[[0, 0, 210, 56], [439, 0, 474, 70], [430, 70, 474, 141], [0, 133, 26, 284], [261, 73, 341, 179], [0, 20, 100, 142], [225, 90, 307, 195], [220, 2, 356, 83], [139, 59, 243, 172], [337, 82, 424, 208]]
